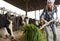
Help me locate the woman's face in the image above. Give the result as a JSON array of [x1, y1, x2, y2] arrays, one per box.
[[47, 2, 54, 9]]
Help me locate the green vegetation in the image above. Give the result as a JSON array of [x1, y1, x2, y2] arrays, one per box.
[[56, 21, 60, 26], [23, 24, 43, 41]]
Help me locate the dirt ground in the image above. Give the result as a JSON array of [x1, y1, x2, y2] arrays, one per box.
[[0, 26, 60, 41], [0, 31, 23, 41]]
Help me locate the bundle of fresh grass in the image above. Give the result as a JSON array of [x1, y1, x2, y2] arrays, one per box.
[[23, 24, 43, 41]]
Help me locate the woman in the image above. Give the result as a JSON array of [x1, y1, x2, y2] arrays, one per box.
[[40, 0, 58, 41]]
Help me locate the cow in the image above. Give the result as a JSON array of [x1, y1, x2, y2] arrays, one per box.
[[0, 12, 14, 40], [24, 16, 40, 27], [24, 16, 29, 24]]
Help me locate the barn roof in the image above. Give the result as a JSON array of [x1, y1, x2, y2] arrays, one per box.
[[4, 0, 60, 11]]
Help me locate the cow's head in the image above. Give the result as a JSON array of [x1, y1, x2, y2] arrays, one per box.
[[24, 17, 29, 24], [4, 12, 14, 21]]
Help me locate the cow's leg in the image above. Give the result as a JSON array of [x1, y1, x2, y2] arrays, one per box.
[[6, 20, 14, 39], [4, 28, 9, 36], [6, 27, 11, 36], [8, 20, 14, 37], [2, 27, 9, 38], [0, 28, 5, 37], [6, 27, 15, 41], [0, 27, 9, 38]]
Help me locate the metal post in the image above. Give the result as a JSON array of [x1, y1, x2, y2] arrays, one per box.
[[39, 9, 41, 23], [39, 9, 40, 16], [26, 10, 27, 16], [25, 0, 28, 16], [35, 10, 36, 19], [1, 7, 5, 14], [26, 0, 27, 16]]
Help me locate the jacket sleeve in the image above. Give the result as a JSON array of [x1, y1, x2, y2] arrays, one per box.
[[54, 6, 57, 13], [40, 9, 46, 19]]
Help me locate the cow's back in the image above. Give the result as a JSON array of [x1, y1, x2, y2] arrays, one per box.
[[0, 14, 10, 28]]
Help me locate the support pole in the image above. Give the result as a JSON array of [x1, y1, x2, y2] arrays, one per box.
[[35, 10, 36, 19], [1, 7, 5, 14], [25, 0, 28, 16]]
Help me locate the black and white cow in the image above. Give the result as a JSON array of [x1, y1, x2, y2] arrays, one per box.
[[0, 12, 14, 39], [24, 16, 40, 27]]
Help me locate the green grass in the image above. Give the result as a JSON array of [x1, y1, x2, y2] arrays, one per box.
[[23, 24, 44, 41]]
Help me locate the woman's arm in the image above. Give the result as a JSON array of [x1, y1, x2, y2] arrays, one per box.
[[41, 18, 47, 23], [40, 19, 56, 30]]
